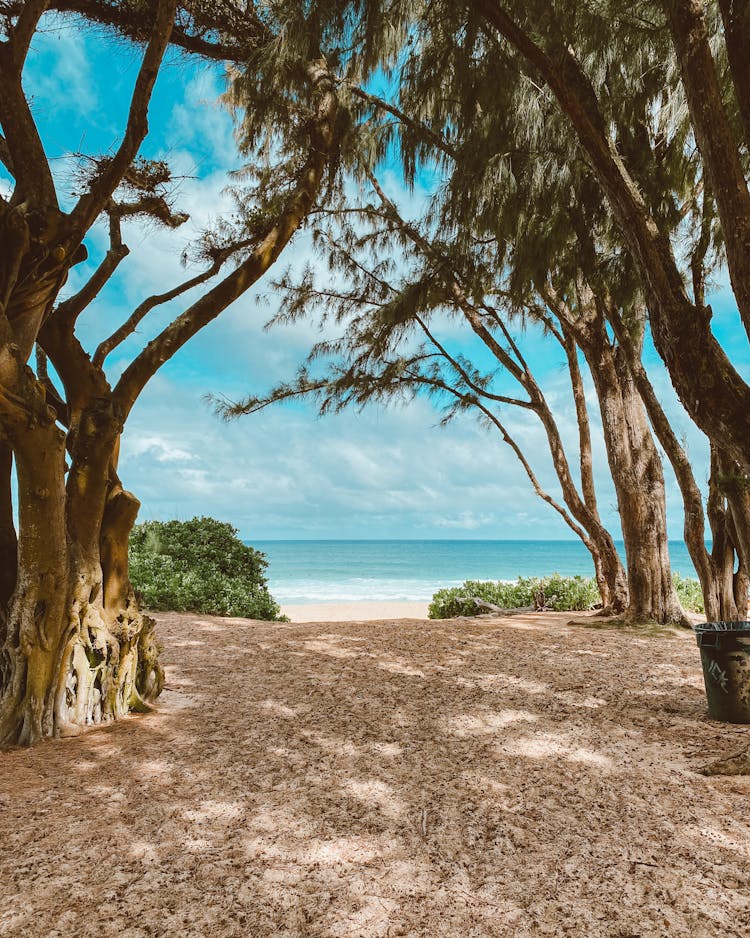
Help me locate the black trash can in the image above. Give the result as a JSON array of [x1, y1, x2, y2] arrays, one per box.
[[695, 621, 750, 722]]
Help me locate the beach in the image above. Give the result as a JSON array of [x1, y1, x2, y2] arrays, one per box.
[[2, 608, 749, 936], [259, 539, 702, 608], [281, 600, 430, 621]]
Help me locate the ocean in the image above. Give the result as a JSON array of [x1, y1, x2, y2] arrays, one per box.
[[253, 539, 702, 605]]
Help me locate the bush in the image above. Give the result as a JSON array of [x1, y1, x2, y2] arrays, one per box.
[[129, 517, 286, 620], [429, 571, 709, 618], [672, 573, 704, 614], [428, 574, 600, 619]]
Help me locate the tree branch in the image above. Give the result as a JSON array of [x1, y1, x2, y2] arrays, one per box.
[[421, 375, 594, 547], [413, 313, 535, 409], [69, 0, 177, 236], [6, 0, 49, 64], [0, 133, 14, 176], [690, 183, 714, 307], [0, 1, 56, 207], [113, 194, 188, 228], [93, 256, 222, 368], [559, 322, 598, 514], [52, 207, 128, 330], [215, 380, 331, 419], [37, 0, 270, 62], [718, 0, 750, 151], [113, 58, 338, 418], [35, 344, 68, 425], [365, 168, 529, 383], [661, 0, 750, 336], [345, 83, 459, 162]]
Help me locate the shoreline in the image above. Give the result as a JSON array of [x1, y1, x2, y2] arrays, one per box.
[[280, 600, 430, 622]]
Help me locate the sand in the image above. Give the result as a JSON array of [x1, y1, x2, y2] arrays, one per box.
[[2, 609, 750, 937], [281, 601, 430, 622]]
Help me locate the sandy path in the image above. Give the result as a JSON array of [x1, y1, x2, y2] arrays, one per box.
[[281, 601, 430, 622], [2, 612, 750, 937]]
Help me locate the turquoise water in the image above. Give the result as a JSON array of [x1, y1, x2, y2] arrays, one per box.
[[253, 539, 702, 604]]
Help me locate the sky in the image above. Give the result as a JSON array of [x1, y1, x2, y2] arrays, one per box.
[[6, 16, 746, 542]]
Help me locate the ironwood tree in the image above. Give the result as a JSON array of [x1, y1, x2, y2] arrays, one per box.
[[463, 0, 750, 474], [232, 0, 750, 623], [0, 1, 341, 745], [226, 152, 640, 607], [435, 0, 750, 622]]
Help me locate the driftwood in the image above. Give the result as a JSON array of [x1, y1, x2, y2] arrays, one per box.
[[463, 599, 536, 616], [463, 591, 603, 618]]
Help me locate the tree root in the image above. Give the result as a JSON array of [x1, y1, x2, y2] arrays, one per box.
[[698, 747, 750, 776]]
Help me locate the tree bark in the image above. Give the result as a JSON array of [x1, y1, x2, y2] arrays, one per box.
[[0, 416, 68, 745], [0, 442, 16, 616], [717, 0, 750, 152], [561, 296, 684, 624], [712, 446, 750, 619], [0, 421, 163, 745], [660, 0, 750, 341], [706, 445, 748, 621], [607, 309, 744, 622], [0, 321, 162, 744]]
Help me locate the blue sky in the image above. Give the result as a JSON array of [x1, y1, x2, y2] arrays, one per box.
[[6, 17, 738, 541]]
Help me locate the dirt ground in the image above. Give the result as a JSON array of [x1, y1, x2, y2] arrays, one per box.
[[2, 611, 750, 937]]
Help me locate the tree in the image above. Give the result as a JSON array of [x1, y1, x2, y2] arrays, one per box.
[[221, 170, 633, 614], [427, 0, 750, 622], [305, 0, 749, 621], [224, 22, 702, 623], [464, 0, 750, 476], [0, 1, 340, 744], [365, 172, 686, 624]]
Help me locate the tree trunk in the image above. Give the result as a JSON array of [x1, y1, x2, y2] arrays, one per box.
[[581, 325, 684, 624], [661, 0, 750, 341], [717, 0, 750, 153], [706, 452, 746, 621], [604, 306, 746, 622], [707, 445, 750, 621], [559, 323, 625, 612], [0, 413, 163, 746], [0, 442, 16, 616]]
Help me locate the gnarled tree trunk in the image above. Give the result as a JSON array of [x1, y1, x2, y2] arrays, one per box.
[[0, 349, 162, 746], [0, 422, 162, 746]]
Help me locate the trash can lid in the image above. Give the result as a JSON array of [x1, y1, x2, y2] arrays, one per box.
[[694, 620, 750, 635]]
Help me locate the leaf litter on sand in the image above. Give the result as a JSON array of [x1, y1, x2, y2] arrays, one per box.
[[1, 611, 750, 936]]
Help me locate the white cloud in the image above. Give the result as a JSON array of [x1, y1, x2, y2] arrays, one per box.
[[21, 22, 716, 544]]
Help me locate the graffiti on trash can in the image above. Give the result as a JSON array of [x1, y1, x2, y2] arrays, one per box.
[[707, 658, 729, 693]]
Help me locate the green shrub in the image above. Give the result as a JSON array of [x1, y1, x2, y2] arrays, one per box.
[[428, 574, 600, 618], [429, 571, 708, 618], [672, 573, 704, 614], [129, 517, 286, 620]]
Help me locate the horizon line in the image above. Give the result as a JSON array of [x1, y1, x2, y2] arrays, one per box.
[[248, 536, 697, 543]]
